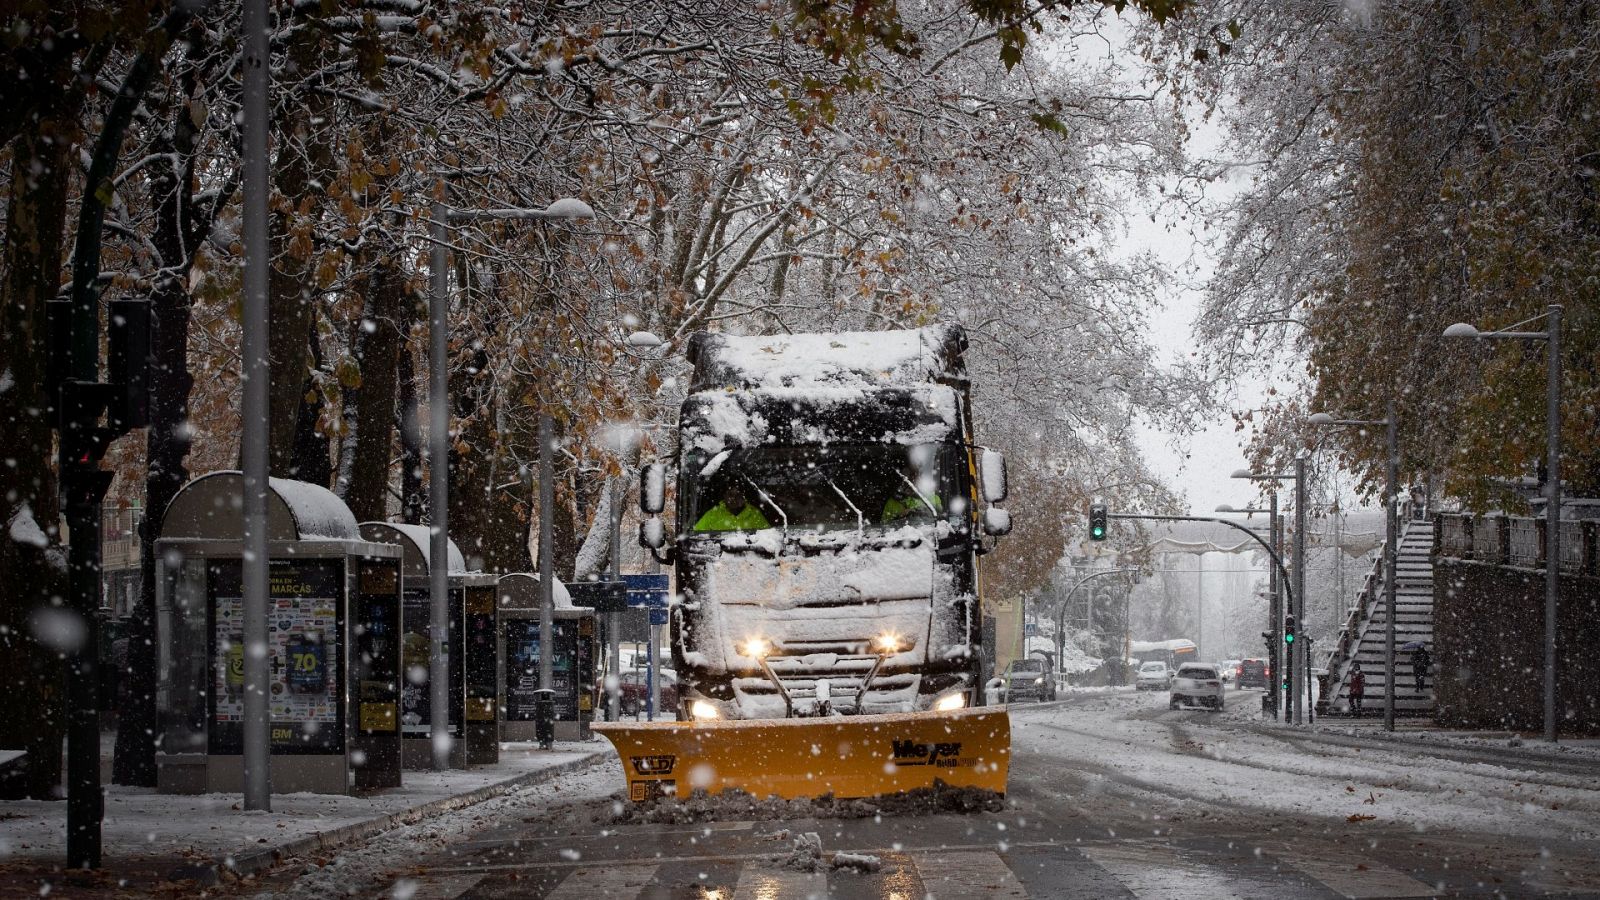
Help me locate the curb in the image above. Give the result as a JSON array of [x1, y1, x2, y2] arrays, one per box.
[[197, 749, 609, 884]]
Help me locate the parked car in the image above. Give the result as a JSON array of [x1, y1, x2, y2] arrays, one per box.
[[1235, 658, 1271, 690], [1003, 657, 1057, 702], [1219, 659, 1241, 684], [1170, 663, 1225, 710], [1135, 661, 1173, 691], [619, 668, 678, 718]]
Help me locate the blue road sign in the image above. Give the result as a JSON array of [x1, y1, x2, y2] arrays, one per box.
[[623, 573, 669, 609], [648, 607, 669, 626], [1025, 622, 1038, 637]]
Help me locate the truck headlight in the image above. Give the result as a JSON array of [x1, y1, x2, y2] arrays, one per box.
[[690, 700, 721, 720], [934, 692, 966, 711]]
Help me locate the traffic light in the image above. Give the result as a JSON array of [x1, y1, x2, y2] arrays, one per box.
[[1283, 614, 1297, 645], [1088, 503, 1108, 541]]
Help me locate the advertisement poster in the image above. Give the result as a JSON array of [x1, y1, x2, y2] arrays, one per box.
[[400, 589, 463, 737], [356, 561, 400, 733], [504, 619, 592, 721], [210, 559, 343, 754]]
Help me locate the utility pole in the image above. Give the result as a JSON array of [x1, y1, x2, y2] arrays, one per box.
[[538, 414, 554, 695], [1293, 453, 1308, 725], [239, 0, 273, 813], [427, 195, 452, 770]]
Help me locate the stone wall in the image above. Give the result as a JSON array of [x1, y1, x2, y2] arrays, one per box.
[[1433, 559, 1600, 733]]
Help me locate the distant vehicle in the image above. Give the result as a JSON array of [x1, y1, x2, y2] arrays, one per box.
[[1135, 661, 1173, 691], [1219, 659, 1241, 683], [1235, 658, 1271, 690], [619, 669, 678, 718], [1003, 658, 1056, 702], [1170, 663, 1225, 710], [1129, 639, 1198, 671]]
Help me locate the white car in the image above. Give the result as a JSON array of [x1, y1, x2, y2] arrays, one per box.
[[1135, 661, 1173, 691], [1170, 663, 1225, 710], [1219, 659, 1241, 684]]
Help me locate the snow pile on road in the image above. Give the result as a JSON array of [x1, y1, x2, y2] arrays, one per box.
[[607, 781, 1004, 826]]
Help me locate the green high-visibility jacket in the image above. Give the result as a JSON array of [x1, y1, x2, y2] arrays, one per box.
[[881, 493, 941, 523], [693, 502, 771, 532]]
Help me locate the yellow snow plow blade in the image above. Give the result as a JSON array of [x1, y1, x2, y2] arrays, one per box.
[[592, 706, 1009, 802]]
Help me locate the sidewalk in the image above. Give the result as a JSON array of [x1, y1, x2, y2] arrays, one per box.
[[0, 741, 609, 891]]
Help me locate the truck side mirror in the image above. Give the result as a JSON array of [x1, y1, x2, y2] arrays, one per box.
[[980, 449, 1008, 503], [983, 507, 1012, 537], [639, 517, 666, 550], [641, 462, 666, 515]]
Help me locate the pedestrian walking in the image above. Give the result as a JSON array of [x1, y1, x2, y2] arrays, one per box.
[[1411, 644, 1431, 692], [1348, 663, 1365, 716]]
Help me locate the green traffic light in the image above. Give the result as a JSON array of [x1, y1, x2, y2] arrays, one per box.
[[1091, 526, 1105, 537], [1284, 633, 1294, 643]]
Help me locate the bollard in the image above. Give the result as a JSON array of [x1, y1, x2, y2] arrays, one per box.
[[534, 689, 556, 750]]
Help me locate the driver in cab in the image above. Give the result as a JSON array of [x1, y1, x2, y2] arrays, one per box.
[[694, 483, 771, 531]]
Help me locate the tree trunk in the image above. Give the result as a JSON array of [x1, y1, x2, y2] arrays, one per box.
[[398, 336, 425, 525], [266, 34, 335, 477], [0, 126, 71, 801], [338, 261, 409, 522], [288, 320, 332, 486], [113, 135, 197, 787]]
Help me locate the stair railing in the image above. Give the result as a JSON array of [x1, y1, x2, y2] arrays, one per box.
[[1319, 551, 1384, 710]]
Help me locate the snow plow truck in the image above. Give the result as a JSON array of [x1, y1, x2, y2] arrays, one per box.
[[593, 325, 1014, 802]]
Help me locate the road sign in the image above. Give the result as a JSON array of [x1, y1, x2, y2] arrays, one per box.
[[567, 580, 628, 612], [1025, 622, 1038, 637], [623, 573, 669, 609], [648, 607, 669, 626]]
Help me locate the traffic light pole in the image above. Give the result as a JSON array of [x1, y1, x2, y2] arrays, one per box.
[[1268, 493, 1281, 721]]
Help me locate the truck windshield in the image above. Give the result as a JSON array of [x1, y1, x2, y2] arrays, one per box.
[[685, 442, 963, 533]]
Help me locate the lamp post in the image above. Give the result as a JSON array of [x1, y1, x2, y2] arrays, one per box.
[[1310, 404, 1399, 731], [1444, 305, 1564, 743], [429, 194, 594, 767], [624, 331, 666, 720], [1233, 466, 1304, 723], [1216, 501, 1281, 717]]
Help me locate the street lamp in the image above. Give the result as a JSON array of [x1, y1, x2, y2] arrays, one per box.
[[1215, 502, 1283, 720], [1233, 464, 1305, 724], [429, 193, 594, 767], [1444, 305, 1564, 743], [1053, 568, 1138, 687], [1310, 405, 1399, 731]]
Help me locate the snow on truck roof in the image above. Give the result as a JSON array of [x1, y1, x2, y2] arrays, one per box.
[[681, 326, 968, 453], [686, 324, 967, 391]]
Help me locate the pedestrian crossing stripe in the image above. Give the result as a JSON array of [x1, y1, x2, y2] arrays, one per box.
[[543, 863, 658, 899], [1273, 847, 1438, 898], [911, 848, 1027, 898], [732, 860, 827, 900]]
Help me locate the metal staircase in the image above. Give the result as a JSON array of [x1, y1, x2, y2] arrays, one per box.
[[1319, 516, 1436, 717]]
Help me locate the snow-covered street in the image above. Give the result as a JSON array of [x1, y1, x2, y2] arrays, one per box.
[[180, 691, 1600, 899]]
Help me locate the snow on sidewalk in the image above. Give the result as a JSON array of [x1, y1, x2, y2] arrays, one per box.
[[0, 742, 605, 872]]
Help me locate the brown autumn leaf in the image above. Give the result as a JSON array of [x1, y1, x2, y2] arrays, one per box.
[[1347, 813, 1376, 823]]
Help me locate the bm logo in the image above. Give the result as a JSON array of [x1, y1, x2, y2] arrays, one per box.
[[631, 754, 676, 776], [891, 739, 964, 768]]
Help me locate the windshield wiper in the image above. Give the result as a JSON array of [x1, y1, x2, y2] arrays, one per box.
[[739, 474, 788, 531], [896, 472, 939, 517], [824, 475, 864, 533]]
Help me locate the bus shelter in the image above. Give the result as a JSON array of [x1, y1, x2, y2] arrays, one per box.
[[357, 523, 498, 768], [497, 573, 596, 742], [153, 472, 403, 796]]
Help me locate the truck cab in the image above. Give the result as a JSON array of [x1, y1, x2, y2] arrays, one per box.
[[639, 325, 1011, 721]]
